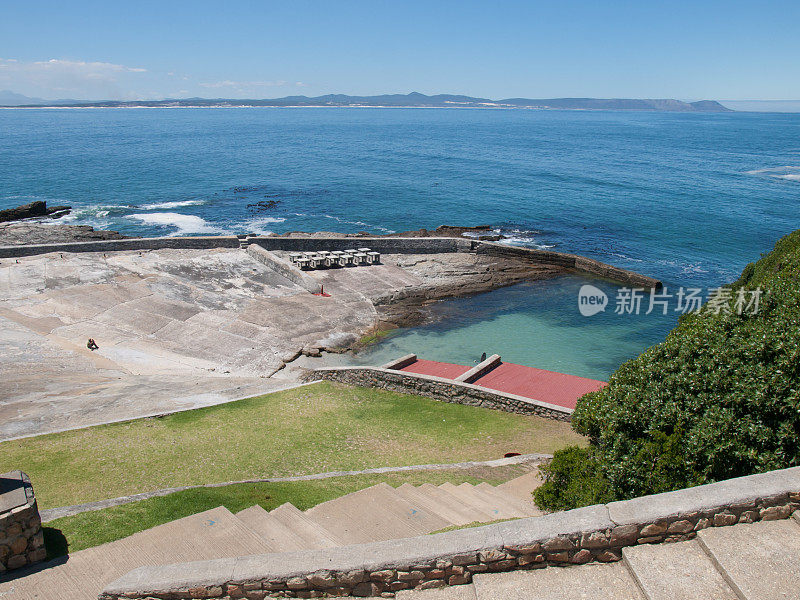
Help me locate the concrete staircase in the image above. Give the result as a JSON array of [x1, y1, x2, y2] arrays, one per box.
[[397, 514, 800, 600], [0, 477, 541, 599]]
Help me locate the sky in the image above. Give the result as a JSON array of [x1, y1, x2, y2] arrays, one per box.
[[1, 0, 798, 103]]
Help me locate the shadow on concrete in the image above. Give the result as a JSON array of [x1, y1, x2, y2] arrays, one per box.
[[0, 528, 70, 583]]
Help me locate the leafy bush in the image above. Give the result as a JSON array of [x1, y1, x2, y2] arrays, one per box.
[[535, 230, 800, 510], [533, 446, 611, 510]]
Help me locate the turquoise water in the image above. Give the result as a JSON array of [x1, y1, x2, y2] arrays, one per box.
[[347, 276, 672, 380], [2, 107, 799, 377]]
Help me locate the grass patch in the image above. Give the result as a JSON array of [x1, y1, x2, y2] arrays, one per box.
[[0, 382, 584, 510], [429, 517, 519, 534], [44, 467, 527, 558]]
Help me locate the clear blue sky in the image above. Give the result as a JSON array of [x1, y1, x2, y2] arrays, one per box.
[[1, 0, 797, 101]]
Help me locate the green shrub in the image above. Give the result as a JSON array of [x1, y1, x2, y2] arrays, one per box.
[[536, 229, 800, 511], [533, 446, 611, 511]]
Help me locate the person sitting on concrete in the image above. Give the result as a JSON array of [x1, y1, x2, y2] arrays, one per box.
[[87, 338, 99, 351]]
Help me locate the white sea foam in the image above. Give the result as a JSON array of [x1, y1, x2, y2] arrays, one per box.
[[745, 166, 800, 182], [494, 228, 555, 250], [244, 216, 287, 235], [128, 212, 223, 235], [139, 200, 204, 210], [322, 214, 394, 233]]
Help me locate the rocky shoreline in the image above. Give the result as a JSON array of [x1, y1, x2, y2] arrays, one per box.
[[0, 200, 129, 245]]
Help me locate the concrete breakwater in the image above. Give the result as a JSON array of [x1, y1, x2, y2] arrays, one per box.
[[0, 234, 661, 289]]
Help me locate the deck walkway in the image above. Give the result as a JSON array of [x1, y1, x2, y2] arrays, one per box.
[[398, 358, 606, 410]]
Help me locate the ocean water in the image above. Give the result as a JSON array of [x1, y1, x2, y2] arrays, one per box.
[[2, 107, 799, 377]]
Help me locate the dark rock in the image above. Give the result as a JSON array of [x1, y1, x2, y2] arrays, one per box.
[[0, 201, 72, 223]]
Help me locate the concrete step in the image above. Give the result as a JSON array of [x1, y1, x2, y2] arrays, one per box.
[[394, 483, 475, 526], [495, 470, 543, 502], [0, 506, 275, 600], [397, 582, 478, 600], [438, 483, 507, 520], [416, 483, 497, 524], [371, 483, 455, 533], [236, 505, 320, 552], [475, 482, 542, 517], [441, 483, 524, 521], [697, 518, 800, 600], [269, 503, 343, 549], [305, 483, 448, 544], [623, 539, 738, 599], [472, 561, 645, 600]]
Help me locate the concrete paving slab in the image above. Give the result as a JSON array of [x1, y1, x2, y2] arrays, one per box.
[[697, 519, 800, 600], [472, 562, 644, 600], [397, 583, 478, 600], [623, 539, 737, 600]]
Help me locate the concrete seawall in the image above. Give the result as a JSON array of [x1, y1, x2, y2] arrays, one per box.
[[0, 235, 661, 289]]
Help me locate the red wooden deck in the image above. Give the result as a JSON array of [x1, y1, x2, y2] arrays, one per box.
[[398, 359, 606, 410], [472, 362, 606, 409], [399, 359, 472, 380]]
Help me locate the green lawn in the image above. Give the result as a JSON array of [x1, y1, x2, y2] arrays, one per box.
[[43, 467, 528, 558], [0, 381, 584, 510]]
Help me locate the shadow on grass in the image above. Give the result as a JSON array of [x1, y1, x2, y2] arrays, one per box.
[[44, 526, 69, 560]]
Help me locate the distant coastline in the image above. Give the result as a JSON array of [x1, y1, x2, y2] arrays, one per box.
[[0, 91, 732, 112]]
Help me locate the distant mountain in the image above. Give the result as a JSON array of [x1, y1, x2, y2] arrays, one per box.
[[0, 91, 733, 112], [0, 90, 81, 106], [0, 90, 48, 105], [498, 97, 732, 112]]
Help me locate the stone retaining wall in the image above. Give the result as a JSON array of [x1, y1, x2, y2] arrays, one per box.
[[0, 471, 45, 573], [100, 466, 800, 599], [311, 366, 572, 421]]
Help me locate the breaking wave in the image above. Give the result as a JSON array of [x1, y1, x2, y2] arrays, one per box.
[[745, 166, 800, 182], [127, 212, 224, 235], [139, 200, 205, 210], [243, 216, 287, 235]]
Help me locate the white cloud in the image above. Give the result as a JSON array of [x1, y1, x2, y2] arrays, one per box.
[[199, 80, 290, 89], [0, 58, 147, 99], [0, 57, 308, 101]]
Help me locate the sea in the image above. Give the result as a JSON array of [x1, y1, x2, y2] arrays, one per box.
[[1, 107, 798, 379]]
